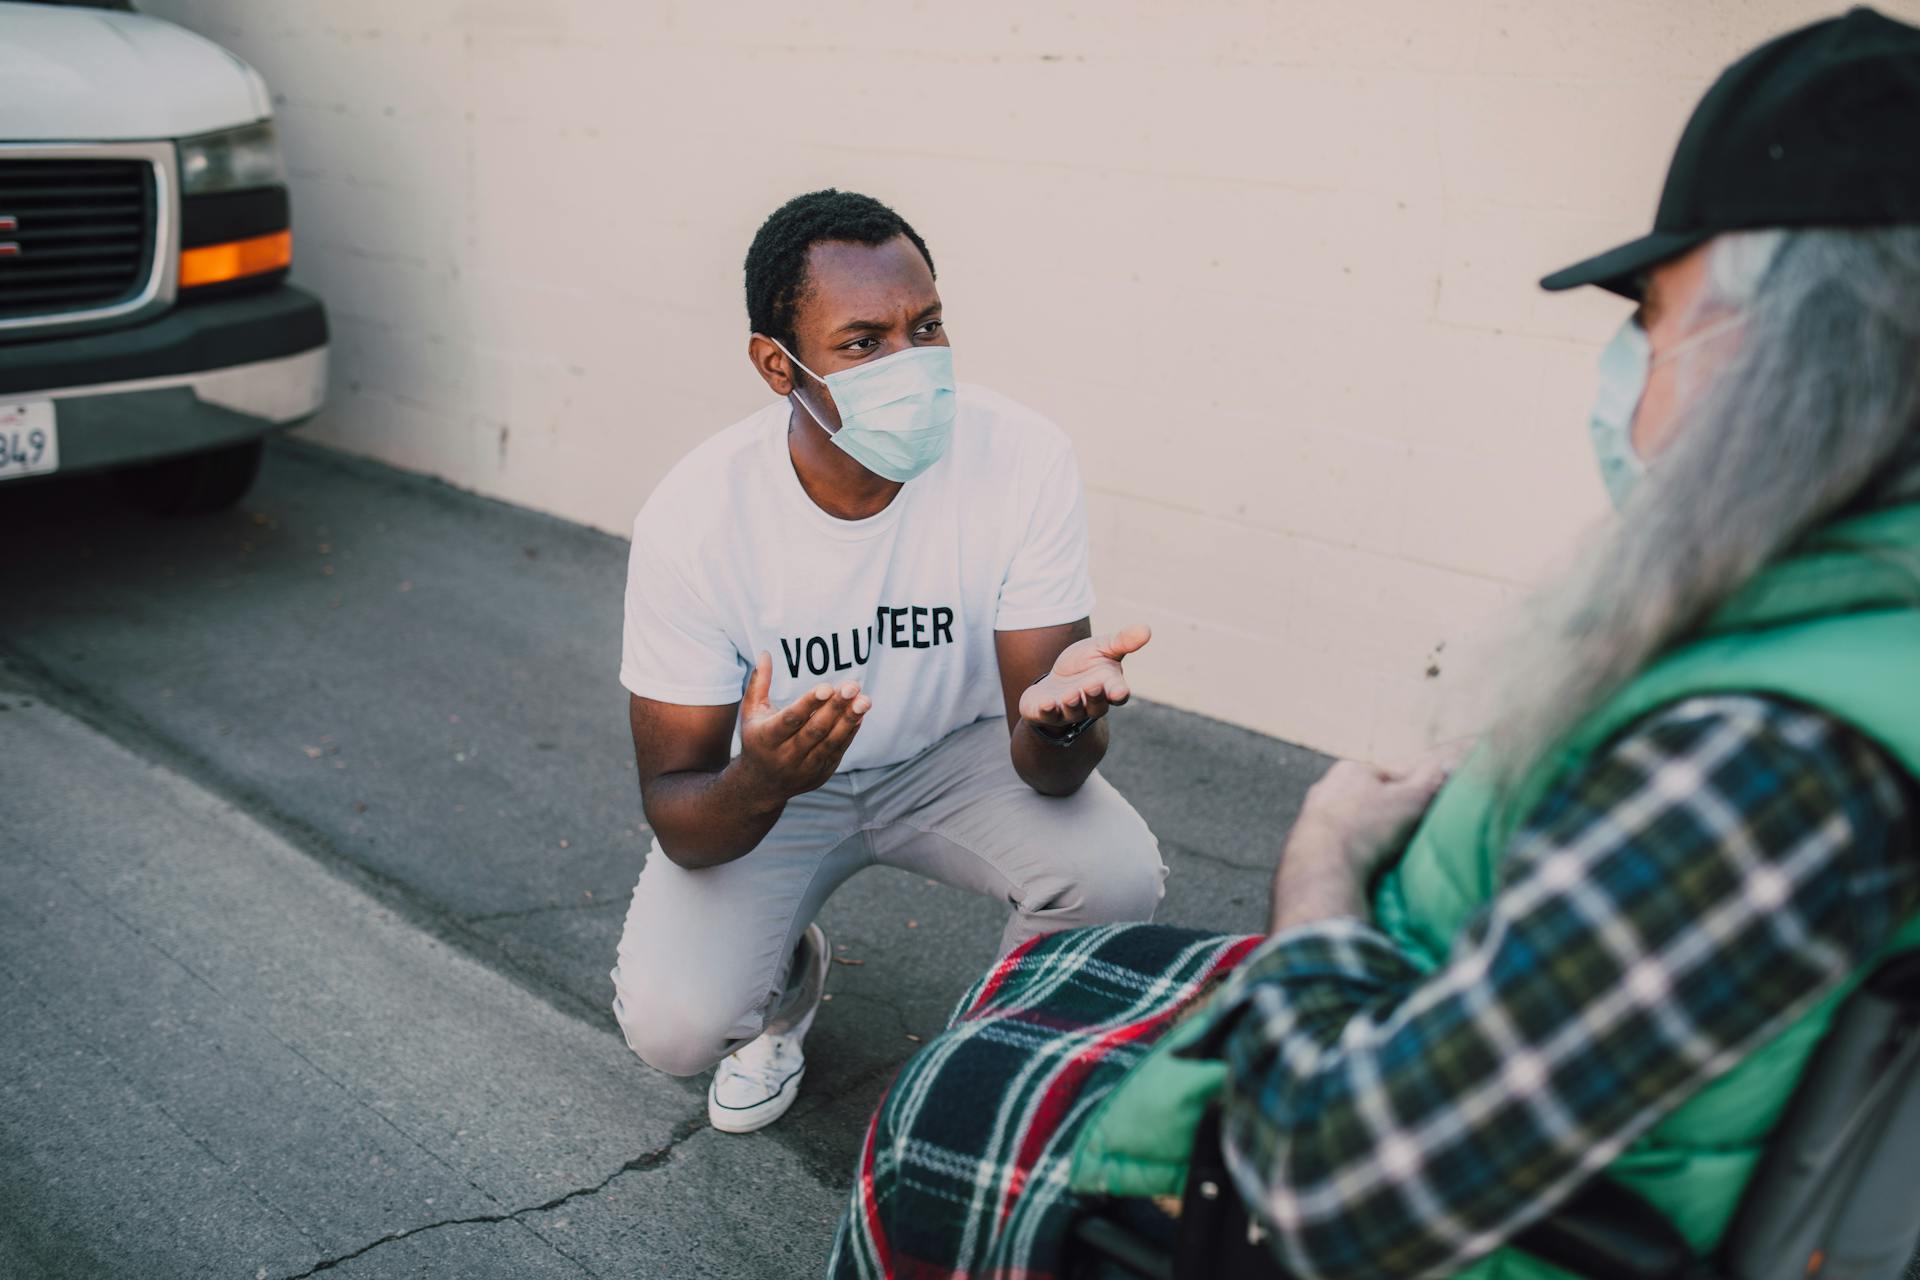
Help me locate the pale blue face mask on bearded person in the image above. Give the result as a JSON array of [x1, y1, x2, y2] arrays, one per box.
[[1588, 309, 1747, 510], [768, 338, 957, 483], [1589, 316, 1652, 510]]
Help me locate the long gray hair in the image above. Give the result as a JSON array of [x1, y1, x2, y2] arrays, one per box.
[[1487, 226, 1920, 781]]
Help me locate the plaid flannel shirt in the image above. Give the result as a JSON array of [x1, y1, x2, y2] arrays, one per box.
[[1212, 694, 1918, 1280]]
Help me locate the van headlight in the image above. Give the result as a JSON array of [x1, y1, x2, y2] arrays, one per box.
[[178, 121, 286, 195]]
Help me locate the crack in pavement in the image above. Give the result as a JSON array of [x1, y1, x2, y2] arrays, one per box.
[[1161, 836, 1270, 875], [465, 897, 629, 926], [4, 670, 714, 1280], [278, 1114, 708, 1280]]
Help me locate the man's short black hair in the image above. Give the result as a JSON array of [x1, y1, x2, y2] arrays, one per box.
[[744, 189, 935, 353]]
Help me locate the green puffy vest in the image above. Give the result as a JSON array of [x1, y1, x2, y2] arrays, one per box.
[[1071, 501, 1920, 1276]]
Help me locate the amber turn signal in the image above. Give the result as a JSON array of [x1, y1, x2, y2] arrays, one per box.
[[179, 230, 292, 288]]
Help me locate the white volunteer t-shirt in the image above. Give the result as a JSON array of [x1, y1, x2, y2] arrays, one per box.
[[620, 382, 1095, 772]]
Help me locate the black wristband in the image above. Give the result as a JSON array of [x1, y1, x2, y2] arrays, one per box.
[[1033, 719, 1091, 748], [1026, 670, 1098, 747], [1027, 710, 1095, 748]]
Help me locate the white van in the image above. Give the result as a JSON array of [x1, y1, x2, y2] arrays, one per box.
[[0, 0, 327, 512]]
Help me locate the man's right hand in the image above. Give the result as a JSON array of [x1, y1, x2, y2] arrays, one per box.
[[734, 650, 870, 809]]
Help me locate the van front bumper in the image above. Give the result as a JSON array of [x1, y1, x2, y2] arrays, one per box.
[[0, 285, 329, 476]]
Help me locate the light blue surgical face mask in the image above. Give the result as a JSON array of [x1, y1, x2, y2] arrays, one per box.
[[1588, 309, 1747, 510], [768, 338, 957, 483], [1589, 315, 1651, 510]]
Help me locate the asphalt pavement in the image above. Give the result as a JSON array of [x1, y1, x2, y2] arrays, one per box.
[[0, 440, 1325, 1279]]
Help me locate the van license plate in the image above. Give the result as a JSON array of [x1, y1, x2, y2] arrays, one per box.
[[0, 401, 58, 482]]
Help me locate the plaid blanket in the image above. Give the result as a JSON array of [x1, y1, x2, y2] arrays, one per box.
[[828, 924, 1261, 1280]]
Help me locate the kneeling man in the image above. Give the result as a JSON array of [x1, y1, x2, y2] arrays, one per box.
[[610, 189, 1167, 1133]]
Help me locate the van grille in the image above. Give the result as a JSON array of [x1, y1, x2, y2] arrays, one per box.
[[0, 158, 157, 322]]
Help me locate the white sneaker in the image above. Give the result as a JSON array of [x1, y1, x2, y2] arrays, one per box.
[[707, 924, 829, 1134]]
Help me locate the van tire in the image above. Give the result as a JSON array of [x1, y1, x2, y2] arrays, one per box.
[[115, 440, 264, 516]]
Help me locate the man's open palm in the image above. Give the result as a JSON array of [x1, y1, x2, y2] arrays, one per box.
[[1019, 624, 1152, 730], [737, 651, 870, 801]]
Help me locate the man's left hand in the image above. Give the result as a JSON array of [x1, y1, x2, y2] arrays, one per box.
[[1018, 624, 1152, 734]]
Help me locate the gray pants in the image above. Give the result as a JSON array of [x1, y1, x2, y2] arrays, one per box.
[[609, 716, 1166, 1077]]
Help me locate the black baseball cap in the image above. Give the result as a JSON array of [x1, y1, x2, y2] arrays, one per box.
[[1541, 5, 1920, 298]]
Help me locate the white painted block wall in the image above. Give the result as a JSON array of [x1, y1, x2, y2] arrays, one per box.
[[143, 0, 1918, 760]]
